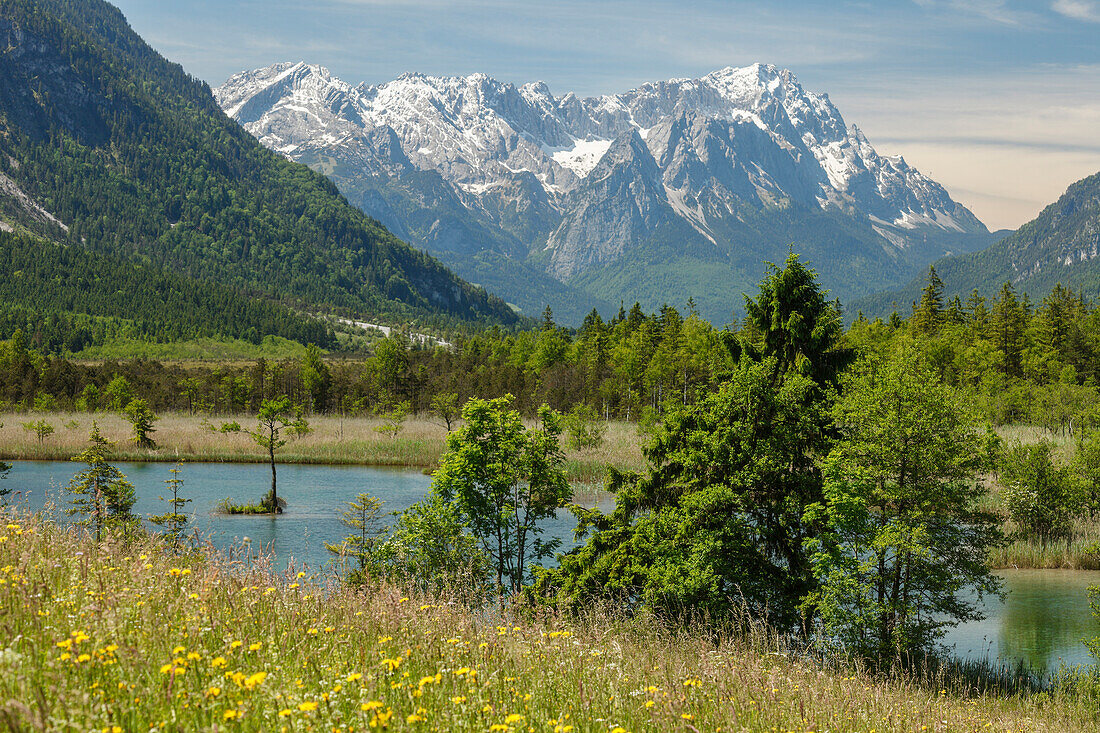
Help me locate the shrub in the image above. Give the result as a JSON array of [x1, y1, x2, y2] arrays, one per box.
[[1000, 441, 1084, 544]]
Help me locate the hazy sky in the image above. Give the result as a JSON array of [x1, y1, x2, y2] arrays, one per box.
[[113, 0, 1100, 231]]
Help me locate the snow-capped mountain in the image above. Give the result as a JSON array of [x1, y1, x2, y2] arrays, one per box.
[[216, 62, 991, 323]]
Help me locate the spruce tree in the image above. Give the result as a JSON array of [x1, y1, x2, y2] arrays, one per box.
[[150, 462, 191, 543], [912, 265, 946, 334], [68, 422, 137, 541]]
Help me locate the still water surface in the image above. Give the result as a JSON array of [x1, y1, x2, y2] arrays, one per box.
[[5, 460, 1099, 671]]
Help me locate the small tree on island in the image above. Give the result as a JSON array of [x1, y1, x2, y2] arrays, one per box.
[[325, 493, 386, 576], [250, 396, 293, 513], [150, 462, 191, 543], [433, 395, 570, 594], [124, 397, 158, 449], [68, 422, 137, 541]]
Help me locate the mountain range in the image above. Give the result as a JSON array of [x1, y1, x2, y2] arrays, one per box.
[[216, 62, 998, 324]]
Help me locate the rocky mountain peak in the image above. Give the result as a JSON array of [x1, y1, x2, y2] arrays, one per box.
[[215, 62, 991, 324]]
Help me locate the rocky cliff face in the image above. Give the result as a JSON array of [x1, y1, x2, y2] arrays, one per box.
[[216, 62, 990, 323]]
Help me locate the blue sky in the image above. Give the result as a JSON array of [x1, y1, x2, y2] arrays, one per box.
[[114, 0, 1100, 230]]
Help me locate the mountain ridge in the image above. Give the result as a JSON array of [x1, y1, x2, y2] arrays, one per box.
[[216, 61, 991, 324], [853, 170, 1100, 317]]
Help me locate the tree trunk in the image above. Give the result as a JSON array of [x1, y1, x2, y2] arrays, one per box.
[[269, 435, 278, 513]]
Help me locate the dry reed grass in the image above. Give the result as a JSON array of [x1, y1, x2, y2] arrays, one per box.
[[0, 412, 646, 485]]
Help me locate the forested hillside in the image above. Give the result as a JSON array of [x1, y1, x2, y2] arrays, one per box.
[[856, 171, 1100, 316], [0, 0, 521, 348], [0, 230, 335, 352]]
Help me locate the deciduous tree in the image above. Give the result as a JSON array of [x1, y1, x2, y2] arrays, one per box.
[[433, 396, 569, 593], [804, 345, 1003, 660]]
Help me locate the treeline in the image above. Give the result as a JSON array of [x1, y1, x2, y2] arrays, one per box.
[[851, 268, 1100, 431], [7, 267, 1100, 432]]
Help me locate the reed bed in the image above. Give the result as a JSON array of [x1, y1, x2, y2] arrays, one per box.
[[0, 412, 645, 484], [2, 510, 1099, 731]]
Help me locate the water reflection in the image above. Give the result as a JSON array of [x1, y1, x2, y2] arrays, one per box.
[[944, 570, 1100, 671]]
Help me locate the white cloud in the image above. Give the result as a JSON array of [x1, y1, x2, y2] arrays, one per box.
[[1052, 0, 1100, 21]]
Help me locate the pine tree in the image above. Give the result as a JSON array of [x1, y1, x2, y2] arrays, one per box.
[[150, 461, 191, 543], [912, 266, 946, 334], [68, 422, 137, 541], [991, 282, 1028, 377], [325, 493, 385, 572], [124, 397, 158, 449]]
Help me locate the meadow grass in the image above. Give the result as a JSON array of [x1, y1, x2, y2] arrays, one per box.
[[0, 412, 646, 484], [2, 511, 1100, 732]]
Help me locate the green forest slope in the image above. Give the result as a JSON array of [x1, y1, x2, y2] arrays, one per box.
[[855, 171, 1100, 316], [0, 0, 521, 351]]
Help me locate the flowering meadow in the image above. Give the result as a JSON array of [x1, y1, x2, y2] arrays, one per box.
[[0, 512, 1097, 732]]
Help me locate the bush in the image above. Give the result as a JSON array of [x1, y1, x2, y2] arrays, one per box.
[[1000, 441, 1084, 544], [562, 403, 606, 451]]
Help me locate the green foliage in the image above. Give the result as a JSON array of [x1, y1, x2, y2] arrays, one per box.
[[372, 490, 489, 597], [32, 392, 58, 411], [538, 357, 828, 628], [149, 462, 190, 543], [250, 396, 293, 513], [325, 493, 386, 573], [21, 419, 54, 444], [300, 345, 331, 413], [0, 231, 336, 352], [67, 421, 137, 541], [804, 345, 1003, 660], [562, 403, 606, 451], [433, 396, 570, 593], [429, 392, 460, 432], [287, 405, 313, 440], [999, 442, 1084, 544], [217, 421, 242, 434], [373, 401, 410, 440], [740, 252, 847, 388], [0, 460, 10, 504], [123, 397, 158, 449], [102, 376, 134, 412], [912, 266, 946, 335], [539, 255, 841, 629]]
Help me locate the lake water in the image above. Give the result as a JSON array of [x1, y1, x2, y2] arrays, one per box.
[[2, 459, 605, 574], [3, 459, 1099, 672]]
